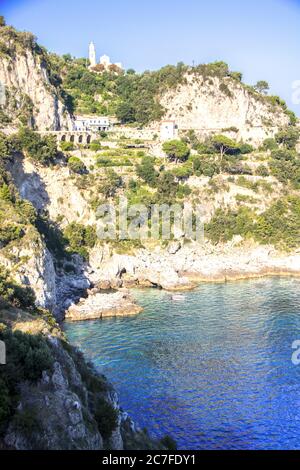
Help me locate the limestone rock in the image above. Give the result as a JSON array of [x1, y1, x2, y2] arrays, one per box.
[[0, 43, 72, 130], [65, 290, 143, 322], [159, 73, 290, 146]]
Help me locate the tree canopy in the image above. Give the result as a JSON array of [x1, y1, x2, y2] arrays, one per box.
[[254, 80, 270, 94], [210, 135, 239, 159], [162, 140, 190, 163]]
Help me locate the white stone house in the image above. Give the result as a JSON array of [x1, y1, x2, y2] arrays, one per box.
[[160, 120, 178, 141], [73, 116, 111, 132]]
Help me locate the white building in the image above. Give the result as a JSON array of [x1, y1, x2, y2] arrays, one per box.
[[100, 54, 111, 68], [89, 42, 96, 67], [160, 120, 178, 141], [73, 116, 111, 132], [88, 42, 123, 72]]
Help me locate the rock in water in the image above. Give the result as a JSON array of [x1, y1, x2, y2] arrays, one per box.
[[65, 289, 143, 321]]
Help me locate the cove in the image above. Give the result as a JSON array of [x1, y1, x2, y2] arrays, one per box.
[[64, 277, 300, 450]]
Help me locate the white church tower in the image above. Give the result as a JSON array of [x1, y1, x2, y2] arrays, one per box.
[[89, 41, 96, 67]]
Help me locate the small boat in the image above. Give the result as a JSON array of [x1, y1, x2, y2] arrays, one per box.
[[171, 294, 186, 301]]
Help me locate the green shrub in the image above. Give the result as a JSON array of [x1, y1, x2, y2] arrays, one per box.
[[256, 164, 269, 177], [261, 138, 278, 151], [272, 160, 300, 187], [223, 162, 252, 175], [94, 397, 118, 440], [238, 143, 254, 154], [0, 329, 54, 433], [205, 207, 256, 243], [177, 184, 192, 198], [99, 131, 108, 139], [162, 140, 190, 163], [0, 133, 10, 160], [0, 223, 24, 247], [210, 135, 240, 158], [255, 196, 300, 248], [156, 172, 178, 202], [171, 164, 193, 181], [0, 183, 13, 202], [63, 222, 97, 259], [271, 148, 297, 161], [68, 156, 86, 174], [206, 196, 300, 249], [89, 141, 102, 152], [235, 194, 257, 204], [0, 265, 36, 309], [195, 141, 215, 155], [275, 127, 299, 150], [136, 157, 158, 187], [60, 141, 75, 152], [97, 169, 123, 198], [193, 156, 218, 177], [15, 199, 37, 224], [17, 128, 58, 165], [236, 176, 259, 192], [35, 213, 67, 261]]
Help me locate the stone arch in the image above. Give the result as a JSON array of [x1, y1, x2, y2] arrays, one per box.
[[61, 134, 66, 142], [78, 135, 83, 144], [86, 135, 91, 144], [70, 134, 75, 143]]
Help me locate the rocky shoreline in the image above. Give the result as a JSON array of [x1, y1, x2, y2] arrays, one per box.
[[59, 241, 300, 322]]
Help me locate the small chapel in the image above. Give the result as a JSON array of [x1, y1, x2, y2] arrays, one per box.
[[88, 42, 123, 74]]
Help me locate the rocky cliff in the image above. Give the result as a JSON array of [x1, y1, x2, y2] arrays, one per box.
[[0, 25, 73, 131], [0, 306, 163, 450], [159, 73, 290, 145], [5, 149, 300, 318]]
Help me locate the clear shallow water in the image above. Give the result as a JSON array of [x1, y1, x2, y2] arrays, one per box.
[[64, 278, 300, 450]]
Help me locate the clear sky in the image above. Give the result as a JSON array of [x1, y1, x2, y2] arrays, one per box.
[[1, 0, 300, 114]]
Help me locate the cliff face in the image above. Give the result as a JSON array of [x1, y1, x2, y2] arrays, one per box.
[[0, 236, 56, 311], [0, 308, 160, 450], [0, 26, 73, 131], [9, 155, 95, 225], [159, 74, 290, 145]]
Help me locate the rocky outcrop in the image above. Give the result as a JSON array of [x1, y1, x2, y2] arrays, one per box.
[[0, 231, 57, 311], [89, 242, 300, 291], [9, 156, 96, 224], [159, 73, 290, 145], [5, 359, 103, 450], [65, 289, 143, 322], [0, 27, 73, 131], [3, 328, 103, 450], [1, 308, 163, 450]]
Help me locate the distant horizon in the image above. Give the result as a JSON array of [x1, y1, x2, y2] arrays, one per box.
[[2, 0, 300, 115]]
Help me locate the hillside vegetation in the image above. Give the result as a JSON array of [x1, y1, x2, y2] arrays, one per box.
[[0, 15, 299, 449], [48, 53, 296, 126]]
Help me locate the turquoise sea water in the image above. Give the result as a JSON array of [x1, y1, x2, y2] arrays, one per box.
[[64, 278, 300, 450]]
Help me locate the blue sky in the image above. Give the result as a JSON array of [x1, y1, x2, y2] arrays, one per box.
[[1, 0, 300, 114]]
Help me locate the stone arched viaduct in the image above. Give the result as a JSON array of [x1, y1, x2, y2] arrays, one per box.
[[40, 131, 98, 145]]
